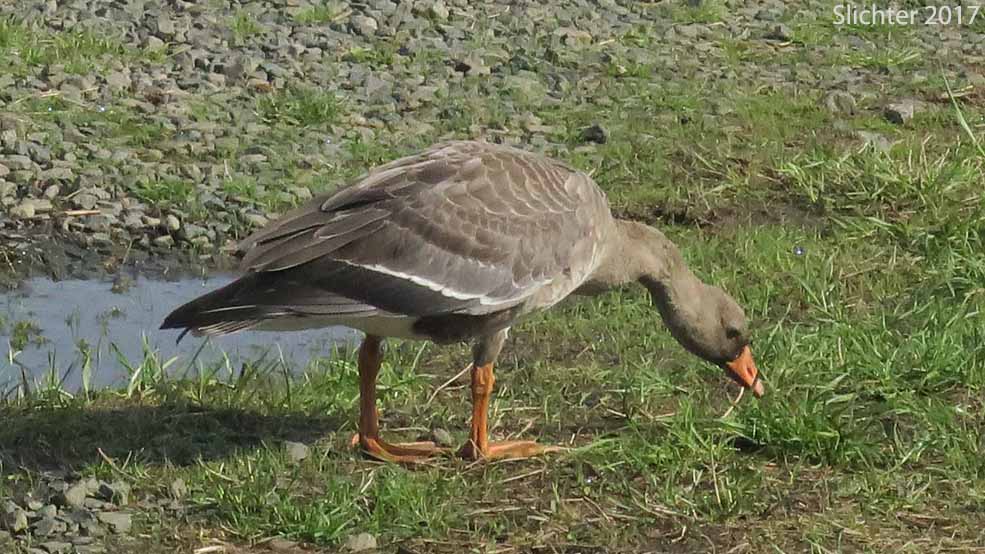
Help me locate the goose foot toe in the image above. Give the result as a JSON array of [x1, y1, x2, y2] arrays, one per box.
[[457, 440, 565, 461], [351, 434, 447, 463]]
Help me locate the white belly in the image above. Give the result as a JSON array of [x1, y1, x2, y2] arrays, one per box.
[[253, 314, 427, 340]]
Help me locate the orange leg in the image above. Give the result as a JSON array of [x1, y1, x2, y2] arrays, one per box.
[[457, 362, 557, 461], [353, 335, 445, 463]]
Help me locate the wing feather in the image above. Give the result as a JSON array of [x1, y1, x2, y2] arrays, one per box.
[[229, 141, 609, 318]]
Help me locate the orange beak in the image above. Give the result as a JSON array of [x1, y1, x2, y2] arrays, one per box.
[[724, 345, 764, 398]]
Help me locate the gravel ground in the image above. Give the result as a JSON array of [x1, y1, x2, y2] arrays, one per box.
[[0, 471, 184, 554], [1, 0, 981, 281]]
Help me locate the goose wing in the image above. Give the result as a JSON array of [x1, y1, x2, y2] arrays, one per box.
[[237, 140, 610, 317]]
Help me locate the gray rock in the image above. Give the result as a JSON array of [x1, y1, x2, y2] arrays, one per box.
[[824, 91, 857, 116], [11, 170, 35, 184], [221, 55, 258, 82], [884, 100, 919, 124], [39, 541, 72, 554], [350, 15, 378, 36], [765, 23, 793, 41], [10, 200, 36, 219], [32, 516, 67, 537], [82, 498, 111, 510], [1, 502, 28, 533], [165, 214, 181, 232], [345, 532, 378, 552], [57, 483, 88, 508], [97, 482, 130, 506], [25, 142, 52, 164], [74, 193, 99, 210], [755, 7, 784, 21], [675, 24, 702, 39], [190, 236, 213, 248], [3, 155, 34, 171], [284, 441, 310, 463], [555, 27, 592, 46], [105, 71, 131, 91], [243, 213, 268, 227], [169, 478, 188, 500], [37, 504, 57, 518], [96, 511, 132, 534], [153, 235, 175, 248], [431, 428, 454, 447], [145, 35, 165, 50], [31, 198, 53, 213], [43, 185, 60, 199], [364, 75, 392, 101], [62, 508, 94, 527], [429, 1, 449, 20], [454, 55, 490, 76], [267, 537, 298, 551], [157, 15, 175, 36], [580, 124, 607, 144], [89, 232, 113, 246], [240, 153, 267, 164], [182, 223, 207, 239], [856, 130, 894, 153]]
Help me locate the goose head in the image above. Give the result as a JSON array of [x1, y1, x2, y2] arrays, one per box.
[[648, 279, 764, 397]]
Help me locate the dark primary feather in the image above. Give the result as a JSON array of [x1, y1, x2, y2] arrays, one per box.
[[159, 271, 379, 338], [161, 141, 610, 337]]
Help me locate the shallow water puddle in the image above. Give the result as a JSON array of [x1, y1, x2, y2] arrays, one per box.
[[0, 273, 359, 393]]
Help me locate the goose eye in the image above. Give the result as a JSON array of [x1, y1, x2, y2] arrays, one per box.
[[725, 327, 741, 340]]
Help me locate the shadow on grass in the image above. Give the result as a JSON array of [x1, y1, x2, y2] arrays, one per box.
[[0, 403, 343, 472]]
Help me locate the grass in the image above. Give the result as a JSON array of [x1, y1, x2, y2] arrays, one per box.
[[4, 128, 985, 551], [230, 10, 262, 41], [3, 2, 985, 553], [665, 0, 727, 24], [256, 87, 342, 127], [341, 44, 400, 70], [9, 320, 44, 351], [128, 176, 198, 206], [295, 1, 348, 25], [0, 17, 160, 75]]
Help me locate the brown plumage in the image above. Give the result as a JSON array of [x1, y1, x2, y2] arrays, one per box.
[[161, 140, 763, 463]]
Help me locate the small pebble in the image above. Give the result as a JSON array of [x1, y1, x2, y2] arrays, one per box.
[[345, 532, 378, 552], [164, 214, 181, 233], [267, 537, 298, 551], [169, 479, 188, 500], [284, 441, 310, 463], [40, 541, 72, 554], [95, 512, 131, 534], [153, 235, 175, 248]]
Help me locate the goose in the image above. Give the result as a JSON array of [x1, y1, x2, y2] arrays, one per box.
[[161, 140, 764, 462]]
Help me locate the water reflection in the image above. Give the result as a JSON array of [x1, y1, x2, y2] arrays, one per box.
[[0, 273, 359, 393]]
